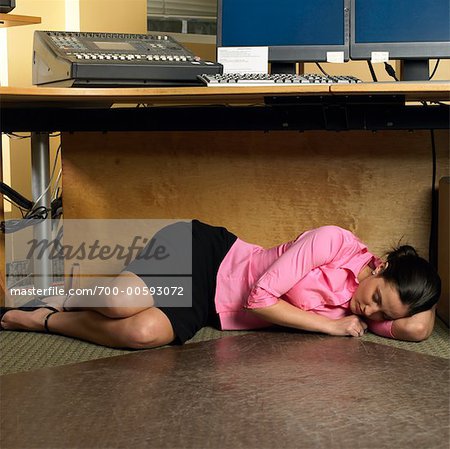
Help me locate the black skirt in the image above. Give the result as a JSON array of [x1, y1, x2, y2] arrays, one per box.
[[124, 219, 237, 344]]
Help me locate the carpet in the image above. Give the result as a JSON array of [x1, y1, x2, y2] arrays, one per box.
[[1, 317, 448, 375]]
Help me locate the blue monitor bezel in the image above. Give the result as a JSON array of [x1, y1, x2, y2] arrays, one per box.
[[216, 0, 350, 63], [350, 0, 450, 60]]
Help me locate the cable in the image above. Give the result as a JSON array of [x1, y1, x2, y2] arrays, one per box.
[[2, 207, 48, 234], [315, 63, 329, 77], [27, 144, 61, 214], [429, 60, 441, 80], [6, 133, 31, 140], [51, 169, 62, 200], [367, 61, 378, 82], [0, 182, 34, 209], [384, 62, 399, 81], [6, 132, 61, 139], [2, 197, 27, 216], [428, 129, 438, 268]]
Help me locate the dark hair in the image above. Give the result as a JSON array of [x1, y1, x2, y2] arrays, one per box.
[[380, 245, 441, 315]]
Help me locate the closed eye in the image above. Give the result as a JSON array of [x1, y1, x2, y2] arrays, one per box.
[[374, 288, 392, 320], [373, 290, 381, 305]]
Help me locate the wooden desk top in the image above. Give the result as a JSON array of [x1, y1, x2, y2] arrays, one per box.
[[0, 82, 449, 108], [0, 13, 41, 28]]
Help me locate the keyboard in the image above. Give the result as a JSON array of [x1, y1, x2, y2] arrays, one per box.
[[198, 73, 362, 86]]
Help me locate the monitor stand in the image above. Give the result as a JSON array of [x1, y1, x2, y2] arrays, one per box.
[[270, 62, 297, 75], [400, 60, 429, 81]]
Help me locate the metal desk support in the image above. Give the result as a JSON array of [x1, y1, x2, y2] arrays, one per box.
[[31, 132, 52, 290]]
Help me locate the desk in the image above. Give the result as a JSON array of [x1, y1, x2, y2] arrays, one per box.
[[1, 81, 449, 107], [0, 13, 41, 28], [0, 83, 449, 291], [1, 82, 449, 133]]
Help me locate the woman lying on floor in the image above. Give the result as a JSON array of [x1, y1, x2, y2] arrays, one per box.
[[0, 220, 441, 348]]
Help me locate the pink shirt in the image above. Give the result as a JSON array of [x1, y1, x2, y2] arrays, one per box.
[[214, 226, 394, 338]]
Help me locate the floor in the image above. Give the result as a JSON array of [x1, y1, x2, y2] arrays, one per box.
[[1, 318, 448, 376], [1, 332, 448, 449]]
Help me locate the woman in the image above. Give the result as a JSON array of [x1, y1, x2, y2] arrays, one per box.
[[0, 220, 441, 348]]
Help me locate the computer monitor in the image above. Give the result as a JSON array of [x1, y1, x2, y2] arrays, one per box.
[[351, 0, 450, 81], [217, 0, 350, 74]]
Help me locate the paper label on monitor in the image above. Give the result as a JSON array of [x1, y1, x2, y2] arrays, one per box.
[[371, 51, 389, 63], [217, 47, 268, 74], [326, 52, 345, 63]]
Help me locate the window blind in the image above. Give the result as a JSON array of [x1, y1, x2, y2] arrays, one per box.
[[148, 0, 217, 18]]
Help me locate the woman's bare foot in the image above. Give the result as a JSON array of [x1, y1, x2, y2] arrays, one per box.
[[0, 308, 58, 332]]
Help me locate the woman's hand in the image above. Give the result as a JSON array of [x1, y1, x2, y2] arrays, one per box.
[[328, 315, 368, 337]]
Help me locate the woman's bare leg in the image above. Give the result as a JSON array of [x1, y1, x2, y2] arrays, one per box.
[[1, 271, 177, 348], [45, 271, 155, 319], [1, 307, 175, 349]]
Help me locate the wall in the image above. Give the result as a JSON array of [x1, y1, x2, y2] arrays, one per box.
[[61, 129, 449, 259], [79, 0, 146, 33], [1, 0, 146, 302], [2, 0, 146, 219]]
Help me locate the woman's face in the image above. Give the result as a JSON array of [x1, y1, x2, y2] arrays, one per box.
[[350, 272, 410, 322]]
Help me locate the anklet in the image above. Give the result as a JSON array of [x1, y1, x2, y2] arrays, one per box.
[[44, 309, 59, 333]]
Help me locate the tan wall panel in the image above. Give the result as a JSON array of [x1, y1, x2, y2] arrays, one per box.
[[181, 42, 217, 62], [6, 0, 66, 88], [62, 130, 449, 260], [79, 0, 147, 33]]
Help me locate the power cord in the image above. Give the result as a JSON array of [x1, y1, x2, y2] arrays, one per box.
[[0, 182, 33, 210], [429, 60, 441, 80], [315, 63, 329, 77], [428, 129, 438, 268], [27, 144, 61, 213], [6, 132, 62, 140], [367, 61, 378, 82], [371, 59, 440, 82], [384, 62, 399, 81]]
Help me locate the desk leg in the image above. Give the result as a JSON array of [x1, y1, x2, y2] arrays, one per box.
[[31, 132, 53, 291]]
